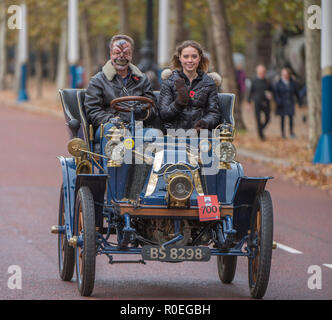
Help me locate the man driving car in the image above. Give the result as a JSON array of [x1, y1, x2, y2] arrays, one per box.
[[84, 34, 156, 136]]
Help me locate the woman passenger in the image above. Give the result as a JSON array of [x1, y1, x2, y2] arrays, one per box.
[[158, 40, 222, 132]]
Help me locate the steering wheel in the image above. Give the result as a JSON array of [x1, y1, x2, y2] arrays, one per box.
[[110, 96, 154, 113]]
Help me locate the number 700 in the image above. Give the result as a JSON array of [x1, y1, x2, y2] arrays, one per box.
[[201, 205, 218, 214]]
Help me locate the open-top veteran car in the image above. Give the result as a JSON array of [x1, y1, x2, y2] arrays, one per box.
[[52, 89, 275, 298]]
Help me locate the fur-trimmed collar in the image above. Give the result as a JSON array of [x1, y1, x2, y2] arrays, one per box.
[[161, 68, 222, 87], [102, 60, 144, 81]]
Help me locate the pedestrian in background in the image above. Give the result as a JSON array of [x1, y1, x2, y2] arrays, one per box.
[[76, 60, 86, 89], [247, 64, 274, 141], [275, 68, 302, 139], [235, 63, 246, 105]]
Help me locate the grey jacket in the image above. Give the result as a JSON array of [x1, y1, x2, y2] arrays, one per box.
[[84, 61, 156, 129]]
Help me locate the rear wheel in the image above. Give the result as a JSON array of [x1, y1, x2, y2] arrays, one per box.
[[74, 186, 96, 296], [217, 256, 237, 284], [58, 184, 75, 281], [248, 190, 273, 299]]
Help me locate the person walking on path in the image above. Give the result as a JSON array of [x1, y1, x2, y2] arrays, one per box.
[[235, 63, 246, 105], [247, 64, 273, 141], [274, 68, 302, 139]]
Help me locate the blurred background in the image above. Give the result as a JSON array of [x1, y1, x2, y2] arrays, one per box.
[[0, 0, 331, 191]]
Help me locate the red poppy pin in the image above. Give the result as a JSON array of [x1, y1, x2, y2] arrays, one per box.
[[132, 76, 140, 82], [189, 90, 196, 100]]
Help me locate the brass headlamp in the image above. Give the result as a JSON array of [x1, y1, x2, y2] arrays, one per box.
[[214, 123, 237, 169], [166, 172, 194, 208]]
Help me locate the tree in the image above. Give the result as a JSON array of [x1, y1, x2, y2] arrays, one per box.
[[226, 0, 304, 74], [118, 0, 130, 35], [173, 0, 189, 50], [56, 18, 67, 90], [207, 0, 245, 130], [304, 0, 321, 150], [80, 9, 92, 80], [25, 0, 67, 95]]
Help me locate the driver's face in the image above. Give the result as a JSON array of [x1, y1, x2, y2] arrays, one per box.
[[110, 40, 133, 71]]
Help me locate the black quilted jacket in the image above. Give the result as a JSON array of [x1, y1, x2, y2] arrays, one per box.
[[158, 70, 220, 130]]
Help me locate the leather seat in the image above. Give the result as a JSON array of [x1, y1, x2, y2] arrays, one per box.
[[217, 93, 235, 127], [59, 89, 86, 139], [60, 89, 235, 141], [76, 90, 90, 147]]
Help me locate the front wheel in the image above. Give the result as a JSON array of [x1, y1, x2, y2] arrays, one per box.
[[58, 184, 75, 281], [217, 256, 237, 284], [74, 186, 96, 296], [248, 190, 273, 299]]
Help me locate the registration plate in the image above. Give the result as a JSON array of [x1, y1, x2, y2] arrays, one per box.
[[142, 245, 211, 262]]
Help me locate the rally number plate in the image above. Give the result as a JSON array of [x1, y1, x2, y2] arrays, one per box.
[[142, 246, 211, 262]]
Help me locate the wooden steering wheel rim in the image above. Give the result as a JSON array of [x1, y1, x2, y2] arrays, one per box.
[[110, 96, 154, 113]]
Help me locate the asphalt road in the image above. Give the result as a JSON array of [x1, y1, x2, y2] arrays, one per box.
[[0, 105, 331, 300]]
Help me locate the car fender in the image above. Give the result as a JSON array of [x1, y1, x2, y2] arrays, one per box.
[[57, 156, 77, 240], [75, 174, 108, 229], [232, 176, 273, 240]]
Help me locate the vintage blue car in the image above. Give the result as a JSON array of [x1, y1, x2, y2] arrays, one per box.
[[52, 89, 275, 299]]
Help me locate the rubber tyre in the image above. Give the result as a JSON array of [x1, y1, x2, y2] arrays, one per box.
[[217, 256, 237, 284], [58, 184, 75, 281], [74, 186, 96, 297], [248, 190, 273, 299]]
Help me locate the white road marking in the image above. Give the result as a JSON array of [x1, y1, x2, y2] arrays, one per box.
[[323, 264, 332, 269], [276, 242, 303, 254]]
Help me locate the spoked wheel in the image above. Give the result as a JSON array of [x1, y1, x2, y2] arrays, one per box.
[[248, 190, 273, 299], [217, 256, 237, 284], [74, 186, 96, 297], [58, 184, 75, 281]]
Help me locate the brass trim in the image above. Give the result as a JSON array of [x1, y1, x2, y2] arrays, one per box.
[[89, 124, 94, 142], [76, 160, 92, 174], [162, 163, 194, 182], [68, 236, 78, 248], [105, 125, 123, 141], [51, 225, 61, 234], [107, 160, 122, 167], [167, 172, 194, 202], [187, 150, 204, 196], [68, 138, 108, 160], [322, 66, 332, 77], [68, 138, 88, 157], [79, 147, 109, 159], [91, 156, 107, 174], [218, 162, 231, 170], [272, 241, 277, 250], [100, 123, 104, 139], [214, 124, 234, 141]]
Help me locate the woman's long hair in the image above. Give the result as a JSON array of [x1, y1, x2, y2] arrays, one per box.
[[170, 40, 209, 73]]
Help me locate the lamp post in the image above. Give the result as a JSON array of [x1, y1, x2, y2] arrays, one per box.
[[138, 0, 159, 88], [68, 0, 79, 88], [158, 0, 170, 69], [18, 3, 28, 102], [313, 0, 332, 163]]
